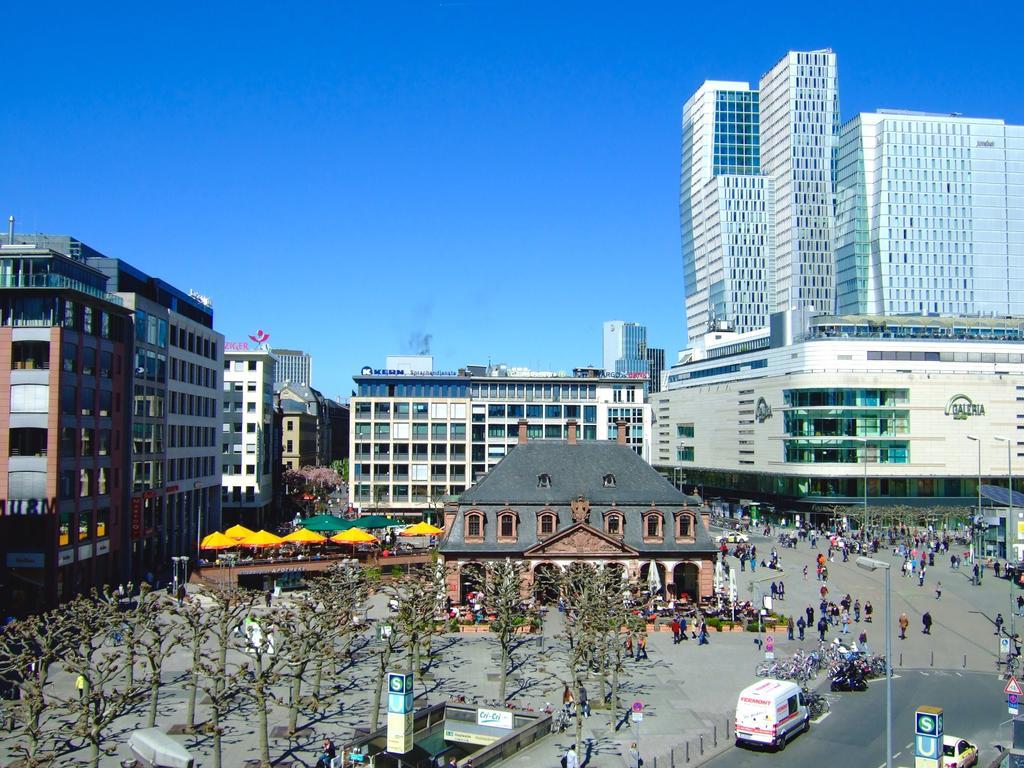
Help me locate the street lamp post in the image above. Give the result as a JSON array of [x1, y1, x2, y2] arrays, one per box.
[[967, 435, 982, 565], [996, 436, 1015, 639], [853, 437, 869, 534], [857, 556, 892, 768]]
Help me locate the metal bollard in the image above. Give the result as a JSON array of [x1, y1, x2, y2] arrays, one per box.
[[963, 654, 967, 669], [700, 734, 704, 755], [686, 741, 690, 763], [671, 747, 676, 768], [653, 757, 657, 768], [900, 652, 903, 666], [714, 724, 718, 747], [930, 650, 934, 667]]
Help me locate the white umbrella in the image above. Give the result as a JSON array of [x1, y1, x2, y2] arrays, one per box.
[[714, 558, 725, 592], [728, 569, 737, 603], [646, 560, 662, 594]]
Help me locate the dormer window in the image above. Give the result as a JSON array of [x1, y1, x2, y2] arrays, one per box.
[[537, 508, 558, 538], [602, 473, 616, 488], [642, 510, 664, 542], [537, 473, 551, 488], [606, 513, 622, 536], [465, 510, 485, 541], [675, 510, 696, 540]]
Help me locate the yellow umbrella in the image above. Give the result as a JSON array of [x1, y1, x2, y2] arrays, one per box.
[[282, 528, 327, 545], [399, 521, 444, 536], [224, 524, 256, 540], [238, 529, 284, 548], [330, 528, 379, 544], [200, 531, 238, 551]]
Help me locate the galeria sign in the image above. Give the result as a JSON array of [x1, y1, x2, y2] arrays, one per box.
[[944, 394, 985, 420]]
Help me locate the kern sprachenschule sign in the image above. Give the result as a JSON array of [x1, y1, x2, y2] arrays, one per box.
[[944, 394, 985, 420]]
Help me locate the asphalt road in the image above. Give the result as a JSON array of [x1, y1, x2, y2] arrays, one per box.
[[702, 670, 1009, 768]]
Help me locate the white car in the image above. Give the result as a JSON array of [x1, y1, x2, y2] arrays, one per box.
[[718, 532, 750, 544], [942, 736, 978, 768]]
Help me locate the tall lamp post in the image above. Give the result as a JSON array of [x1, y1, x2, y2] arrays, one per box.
[[853, 437, 869, 534], [996, 436, 1015, 638], [857, 556, 892, 768], [966, 435, 982, 565]]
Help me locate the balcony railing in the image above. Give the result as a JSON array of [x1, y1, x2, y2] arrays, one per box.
[[0, 273, 124, 305]]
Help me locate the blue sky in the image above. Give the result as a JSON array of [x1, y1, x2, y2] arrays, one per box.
[[4, 1, 1022, 398]]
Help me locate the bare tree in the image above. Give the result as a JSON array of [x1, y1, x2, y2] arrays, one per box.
[[483, 559, 541, 702], [172, 594, 211, 732], [366, 616, 404, 732], [58, 592, 140, 768], [135, 590, 181, 727], [238, 604, 292, 768], [0, 609, 72, 766], [590, 567, 643, 732], [306, 563, 368, 705], [384, 559, 447, 683]]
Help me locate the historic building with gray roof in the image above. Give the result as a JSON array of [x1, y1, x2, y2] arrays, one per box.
[[440, 421, 718, 602]]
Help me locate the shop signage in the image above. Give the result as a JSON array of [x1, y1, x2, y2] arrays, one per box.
[[0, 498, 58, 516], [976, 140, 995, 148], [386, 711, 413, 753], [945, 394, 985, 420], [131, 497, 143, 539], [442, 727, 500, 746], [58, 549, 74, 566], [477, 708, 514, 729], [755, 397, 773, 423], [5, 552, 44, 568], [359, 366, 460, 377]]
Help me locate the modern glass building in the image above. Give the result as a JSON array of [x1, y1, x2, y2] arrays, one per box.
[[271, 347, 312, 387], [759, 50, 840, 314], [680, 81, 774, 342], [602, 320, 649, 375], [835, 110, 1024, 316]]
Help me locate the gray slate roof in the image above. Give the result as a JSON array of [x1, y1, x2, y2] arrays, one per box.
[[442, 441, 715, 557], [459, 441, 697, 506]]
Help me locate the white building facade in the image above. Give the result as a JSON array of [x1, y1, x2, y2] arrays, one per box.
[[653, 312, 1024, 557], [222, 348, 277, 525], [350, 366, 652, 517], [759, 49, 840, 314], [835, 111, 1024, 316], [271, 347, 313, 387]]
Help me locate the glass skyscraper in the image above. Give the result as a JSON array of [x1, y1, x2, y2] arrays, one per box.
[[835, 110, 1024, 316], [680, 81, 774, 342], [759, 49, 840, 314], [603, 320, 649, 375]]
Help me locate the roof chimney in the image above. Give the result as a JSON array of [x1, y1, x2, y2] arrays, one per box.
[[7, 216, 13, 245], [615, 421, 628, 446], [518, 419, 528, 445], [567, 419, 578, 445]]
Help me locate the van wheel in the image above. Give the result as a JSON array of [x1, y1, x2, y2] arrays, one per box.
[[777, 733, 787, 751]]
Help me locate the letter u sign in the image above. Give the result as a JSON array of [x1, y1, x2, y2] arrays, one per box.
[[915, 735, 939, 759]]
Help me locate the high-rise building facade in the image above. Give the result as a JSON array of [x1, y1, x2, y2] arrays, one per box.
[[759, 49, 840, 314], [272, 348, 313, 387], [0, 242, 134, 615], [89, 257, 223, 580], [603, 321, 649, 375], [222, 349, 277, 527], [835, 111, 1024, 316], [646, 347, 666, 394], [680, 81, 774, 342]]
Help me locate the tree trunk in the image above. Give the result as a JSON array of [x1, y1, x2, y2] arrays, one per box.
[[148, 678, 160, 727], [369, 645, 391, 731], [211, 706, 222, 768], [186, 638, 200, 730], [573, 672, 583, 757], [255, 659, 271, 767], [313, 657, 324, 699], [610, 659, 620, 733], [498, 642, 509, 702], [288, 664, 305, 734], [88, 737, 100, 768]]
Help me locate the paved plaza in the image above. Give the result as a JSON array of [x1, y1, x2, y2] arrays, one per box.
[[0, 528, 1014, 767]]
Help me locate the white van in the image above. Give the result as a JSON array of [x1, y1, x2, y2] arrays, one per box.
[[734, 679, 809, 750]]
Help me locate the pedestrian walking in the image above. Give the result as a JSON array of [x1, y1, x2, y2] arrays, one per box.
[[806, 606, 814, 626], [935, 581, 942, 600], [680, 616, 689, 641], [918, 567, 925, 587], [671, 618, 681, 645], [865, 601, 873, 623], [996, 613, 1005, 636], [771, 581, 778, 600], [626, 743, 641, 768], [797, 616, 806, 641], [922, 611, 932, 635], [1017, 595, 1024, 617], [787, 616, 794, 640], [854, 599, 861, 622], [265, 590, 273, 607], [577, 685, 591, 717], [563, 744, 579, 768], [841, 611, 850, 635], [898, 612, 909, 640], [76, 674, 86, 700], [803, 565, 808, 580], [973, 563, 981, 585], [817, 617, 827, 642], [778, 580, 785, 600], [698, 618, 709, 646], [636, 633, 648, 661]]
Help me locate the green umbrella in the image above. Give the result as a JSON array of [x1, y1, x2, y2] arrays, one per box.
[[298, 514, 349, 533], [349, 514, 399, 530]]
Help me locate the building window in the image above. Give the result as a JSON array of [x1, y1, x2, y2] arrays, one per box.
[[539, 513, 557, 536], [676, 513, 694, 539], [606, 513, 622, 536], [677, 447, 695, 462], [643, 511, 663, 541], [466, 512, 484, 540], [537, 473, 551, 488], [676, 424, 695, 438], [498, 512, 516, 540], [602, 473, 616, 488]]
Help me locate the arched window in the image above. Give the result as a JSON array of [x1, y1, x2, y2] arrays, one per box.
[[643, 510, 664, 542], [676, 512, 695, 539], [497, 510, 518, 541], [465, 511, 484, 540], [602, 473, 616, 488], [539, 512, 557, 537], [605, 513, 622, 536], [537, 473, 551, 488]]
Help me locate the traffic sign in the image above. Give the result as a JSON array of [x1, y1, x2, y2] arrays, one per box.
[[1002, 637, 1012, 654], [765, 636, 775, 652], [631, 700, 644, 713], [1009, 693, 1020, 716], [1005, 676, 1024, 696]]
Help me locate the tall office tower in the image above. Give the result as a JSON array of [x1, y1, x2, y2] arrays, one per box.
[[680, 81, 774, 342], [272, 347, 312, 387], [603, 321, 649, 375], [759, 49, 840, 313], [646, 347, 666, 394], [835, 111, 1024, 315]]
